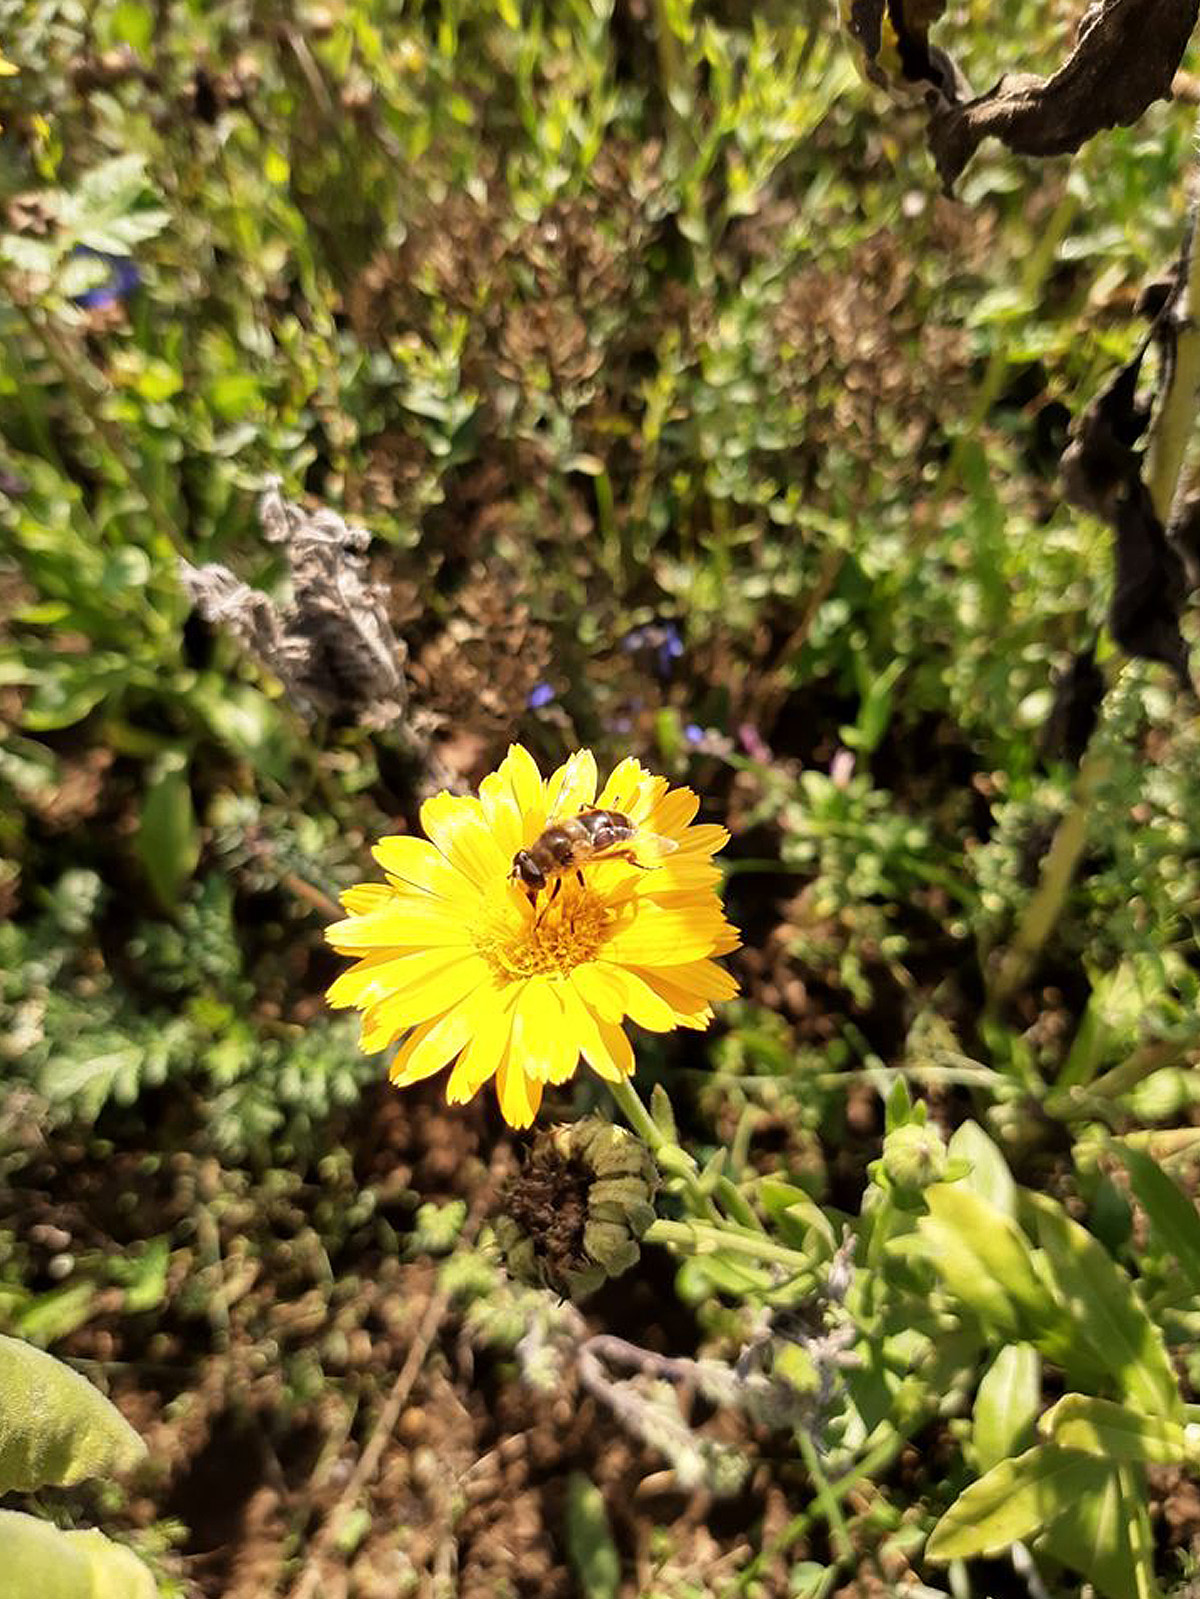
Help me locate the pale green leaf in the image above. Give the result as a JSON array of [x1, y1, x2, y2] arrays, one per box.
[[971, 1343, 1040, 1473], [0, 1511, 157, 1599], [137, 758, 199, 911], [1039, 1461, 1161, 1599], [947, 1120, 1016, 1215], [1040, 1394, 1188, 1464], [1107, 1143, 1200, 1295], [1028, 1192, 1181, 1420], [0, 1335, 146, 1492], [926, 1445, 1102, 1562], [914, 1186, 1061, 1345], [565, 1472, 620, 1599]]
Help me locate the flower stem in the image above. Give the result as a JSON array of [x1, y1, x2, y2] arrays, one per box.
[[643, 1218, 816, 1280], [607, 1073, 672, 1157]]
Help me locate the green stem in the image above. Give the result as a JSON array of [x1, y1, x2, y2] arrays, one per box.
[[643, 1217, 816, 1278], [796, 1431, 853, 1563], [607, 1073, 672, 1157], [986, 749, 1109, 1011], [1146, 208, 1200, 523]]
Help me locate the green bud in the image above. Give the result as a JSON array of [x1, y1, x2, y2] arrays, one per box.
[[879, 1121, 947, 1203]]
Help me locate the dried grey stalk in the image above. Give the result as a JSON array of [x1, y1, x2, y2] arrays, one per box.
[[180, 480, 407, 729]]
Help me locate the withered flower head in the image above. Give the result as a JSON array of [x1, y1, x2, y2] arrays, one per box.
[[492, 1118, 658, 1301]]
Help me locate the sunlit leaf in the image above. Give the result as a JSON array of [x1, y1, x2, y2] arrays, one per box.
[[1028, 1192, 1182, 1420], [926, 1444, 1101, 1562], [0, 1336, 145, 1492], [0, 1510, 157, 1599], [1040, 1394, 1188, 1464], [971, 1342, 1040, 1473]]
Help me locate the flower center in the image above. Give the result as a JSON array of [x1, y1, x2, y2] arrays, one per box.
[[475, 879, 617, 981]]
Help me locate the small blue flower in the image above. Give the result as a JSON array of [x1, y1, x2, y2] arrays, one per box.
[[70, 248, 141, 309], [527, 681, 556, 710], [622, 621, 684, 679], [684, 723, 706, 745]]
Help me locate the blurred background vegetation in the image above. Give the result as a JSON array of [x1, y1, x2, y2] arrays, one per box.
[[3, 1, 1200, 1594]]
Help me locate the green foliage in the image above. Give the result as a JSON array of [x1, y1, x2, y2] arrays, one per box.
[[3, 0, 1200, 1592], [0, 1512, 157, 1599], [0, 1338, 154, 1597], [0, 1334, 144, 1491], [565, 1472, 620, 1599]]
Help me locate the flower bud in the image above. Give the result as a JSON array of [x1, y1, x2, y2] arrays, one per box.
[[880, 1121, 947, 1203]]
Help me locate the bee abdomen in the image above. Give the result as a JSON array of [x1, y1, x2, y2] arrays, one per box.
[[576, 809, 634, 850]]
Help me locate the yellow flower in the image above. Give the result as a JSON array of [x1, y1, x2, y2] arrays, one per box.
[[326, 745, 740, 1128]]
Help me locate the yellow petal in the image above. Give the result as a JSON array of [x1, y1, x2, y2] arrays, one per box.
[[495, 1057, 543, 1128], [511, 978, 579, 1084], [357, 953, 492, 1046], [648, 787, 700, 838], [372, 834, 466, 898], [586, 1012, 635, 1082], [339, 883, 393, 915], [597, 756, 653, 812], [595, 962, 680, 1032], [388, 1007, 474, 1086], [326, 900, 471, 954], [420, 792, 509, 890], [480, 744, 546, 855], [546, 749, 598, 821], [634, 958, 739, 1003], [446, 990, 518, 1103], [674, 823, 730, 858], [606, 909, 734, 965], [626, 775, 669, 826], [327, 950, 407, 1008], [570, 961, 627, 1024]]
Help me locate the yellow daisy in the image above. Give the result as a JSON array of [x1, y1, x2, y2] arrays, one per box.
[[326, 745, 740, 1128]]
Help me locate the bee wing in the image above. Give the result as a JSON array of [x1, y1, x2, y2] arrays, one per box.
[[628, 830, 679, 866]]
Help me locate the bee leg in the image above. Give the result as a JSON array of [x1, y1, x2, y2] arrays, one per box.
[[610, 850, 652, 871], [534, 878, 562, 928], [575, 869, 586, 889]]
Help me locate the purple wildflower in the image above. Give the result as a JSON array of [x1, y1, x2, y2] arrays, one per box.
[[527, 681, 556, 710], [70, 248, 142, 309]]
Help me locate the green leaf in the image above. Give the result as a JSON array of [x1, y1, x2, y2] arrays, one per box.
[[649, 1082, 678, 1145], [971, 1343, 1040, 1473], [1038, 1461, 1161, 1599], [107, 0, 154, 52], [0, 1511, 157, 1599], [22, 659, 130, 731], [565, 1472, 620, 1599], [137, 756, 199, 910], [1040, 1394, 1188, 1464], [926, 1445, 1103, 1562], [0, 1335, 146, 1492], [1107, 1142, 1200, 1295], [13, 1284, 98, 1346], [1028, 1192, 1182, 1421], [913, 1186, 1062, 1346], [947, 1120, 1016, 1215]]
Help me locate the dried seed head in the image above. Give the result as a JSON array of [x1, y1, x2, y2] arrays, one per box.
[[181, 481, 407, 728], [493, 1118, 658, 1301]]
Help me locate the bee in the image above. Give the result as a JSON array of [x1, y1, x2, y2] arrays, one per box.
[[511, 807, 677, 911]]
